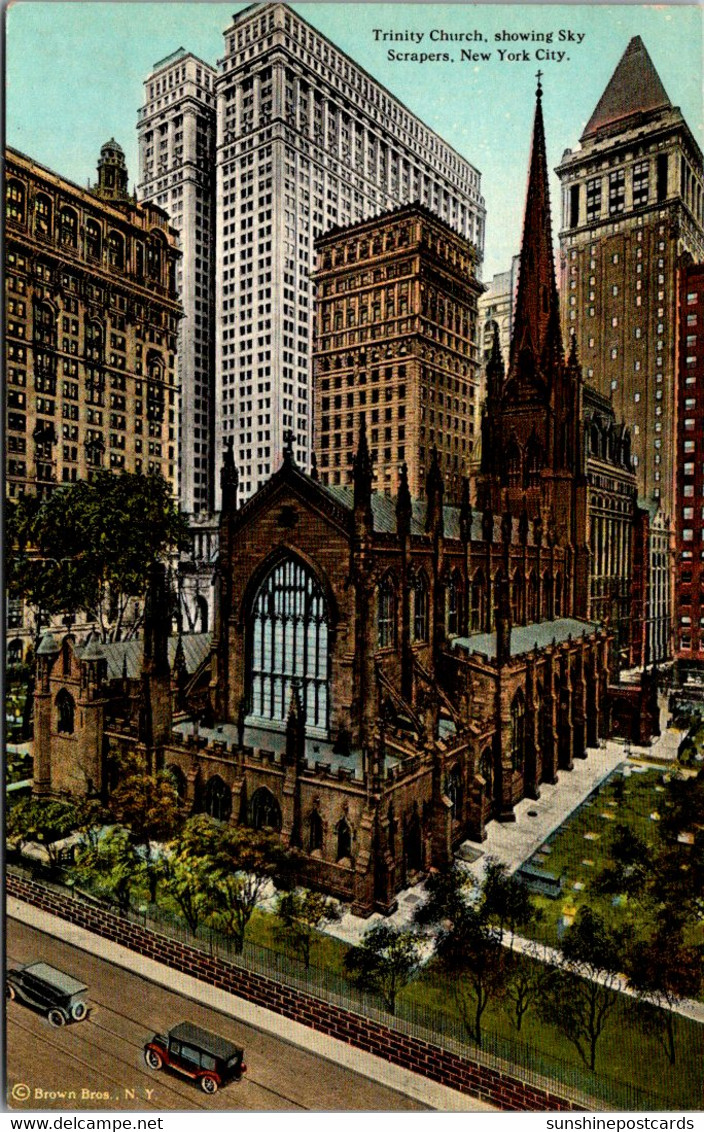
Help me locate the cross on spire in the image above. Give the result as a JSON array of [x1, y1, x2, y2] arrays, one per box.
[[536, 69, 543, 95]]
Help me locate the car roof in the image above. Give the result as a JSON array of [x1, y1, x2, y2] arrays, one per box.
[[22, 963, 87, 996], [169, 1021, 242, 1060]]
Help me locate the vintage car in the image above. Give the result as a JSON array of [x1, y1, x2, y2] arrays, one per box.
[[6, 962, 88, 1027], [144, 1021, 247, 1094]]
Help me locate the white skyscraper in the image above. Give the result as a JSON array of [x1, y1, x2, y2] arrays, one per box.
[[138, 49, 217, 514]]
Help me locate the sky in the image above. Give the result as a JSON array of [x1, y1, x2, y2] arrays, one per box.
[[6, 2, 703, 279]]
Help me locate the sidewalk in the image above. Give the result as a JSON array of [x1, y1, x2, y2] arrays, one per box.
[[7, 895, 492, 1112]]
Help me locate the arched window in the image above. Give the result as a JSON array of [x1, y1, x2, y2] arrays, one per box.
[[506, 439, 522, 487], [59, 207, 78, 248], [590, 422, 601, 456], [447, 763, 463, 822], [135, 240, 145, 277], [378, 576, 397, 648], [86, 219, 102, 260], [85, 320, 104, 363], [251, 787, 282, 832], [511, 691, 526, 772], [167, 764, 187, 801], [6, 179, 25, 224], [204, 775, 231, 822], [336, 817, 352, 861], [479, 746, 494, 806], [56, 689, 75, 734], [528, 571, 539, 624], [309, 809, 323, 853], [470, 570, 485, 632], [525, 436, 543, 487], [542, 572, 553, 620], [413, 573, 429, 642], [7, 638, 23, 667], [147, 233, 164, 280], [195, 594, 208, 633], [554, 573, 563, 618], [405, 806, 422, 872], [512, 569, 525, 625], [249, 557, 329, 733], [35, 193, 52, 237], [447, 570, 463, 636], [108, 230, 125, 270]]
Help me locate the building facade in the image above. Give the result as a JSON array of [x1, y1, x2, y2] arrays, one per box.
[[675, 261, 704, 671], [556, 36, 704, 516], [137, 50, 217, 515], [312, 205, 482, 502], [148, 0, 484, 504]]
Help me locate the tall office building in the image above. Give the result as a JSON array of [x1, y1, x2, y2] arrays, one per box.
[[138, 49, 217, 514], [312, 204, 481, 501], [556, 36, 704, 516], [178, 2, 482, 504]]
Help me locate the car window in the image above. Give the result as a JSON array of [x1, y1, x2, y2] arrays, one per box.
[[180, 1044, 201, 1066], [169, 1041, 181, 1057], [200, 1053, 216, 1071]]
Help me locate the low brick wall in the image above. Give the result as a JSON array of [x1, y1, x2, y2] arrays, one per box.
[[7, 873, 581, 1112]]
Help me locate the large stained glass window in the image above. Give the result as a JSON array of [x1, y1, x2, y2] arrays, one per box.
[[249, 558, 329, 733]]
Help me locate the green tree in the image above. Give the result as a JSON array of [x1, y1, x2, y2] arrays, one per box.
[[591, 824, 650, 901], [539, 907, 625, 1071], [649, 769, 704, 923], [344, 922, 423, 1014], [6, 797, 77, 868], [72, 797, 111, 850], [435, 902, 509, 1046], [108, 751, 184, 901], [71, 827, 142, 914], [625, 926, 703, 1065], [274, 888, 342, 968], [6, 472, 189, 641]]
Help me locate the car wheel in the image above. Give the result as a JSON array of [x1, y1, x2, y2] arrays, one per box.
[[6, 984, 16, 1001], [144, 1049, 163, 1071], [71, 1001, 87, 1022], [200, 1075, 218, 1095], [48, 1009, 66, 1028]]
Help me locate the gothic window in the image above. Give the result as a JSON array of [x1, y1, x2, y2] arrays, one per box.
[[86, 219, 102, 260], [336, 817, 352, 861], [555, 573, 563, 618], [506, 439, 522, 487], [512, 569, 525, 625], [447, 570, 463, 636], [195, 595, 208, 633], [249, 557, 329, 733], [590, 422, 601, 456], [7, 639, 23, 667], [309, 809, 323, 853], [167, 764, 187, 801], [470, 570, 485, 631], [35, 193, 52, 237], [479, 746, 494, 805], [542, 572, 553, 620], [447, 763, 463, 822], [251, 787, 282, 832], [59, 207, 78, 248], [525, 437, 543, 487], [56, 689, 75, 735], [528, 571, 539, 624], [108, 230, 125, 270], [6, 179, 25, 224], [511, 690, 526, 772], [204, 775, 231, 822], [413, 573, 429, 642], [405, 806, 422, 872], [378, 576, 397, 649]]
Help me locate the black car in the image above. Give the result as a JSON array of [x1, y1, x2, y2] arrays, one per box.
[[6, 962, 88, 1027], [144, 1021, 246, 1094]]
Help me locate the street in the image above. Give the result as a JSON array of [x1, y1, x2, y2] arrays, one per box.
[[6, 917, 429, 1112]]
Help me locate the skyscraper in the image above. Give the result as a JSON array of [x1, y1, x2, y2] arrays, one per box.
[[138, 49, 217, 515], [556, 36, 704, 516], [139, 3, 486, 508]]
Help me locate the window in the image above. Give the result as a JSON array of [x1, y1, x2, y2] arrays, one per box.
[[6, 179, 25, 224], [59, 207, 78, 248], [413, 574, 429, 642], [608, 170, 625, 215], [86, 219, 101, 260], [35, 193, 52, 236], [248, 557, 329, 732], [511, 691, 526, 772], [108, 230, 124, 269], [56, 689, 75, 734], [447, 570, 462, 636], [586, 178, 601, 223], [378, 576, 397, 648], [204, 775, 232, 822], [633, 161, 649, 207]]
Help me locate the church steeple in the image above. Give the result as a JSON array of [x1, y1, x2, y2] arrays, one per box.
[[508, 73, 563, 383]]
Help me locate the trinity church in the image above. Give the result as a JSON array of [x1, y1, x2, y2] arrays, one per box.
[[33, 81, 627, 915]]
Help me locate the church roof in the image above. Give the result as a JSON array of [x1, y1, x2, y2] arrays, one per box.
[[582, 37, 671, 140], [452, 617, 599, 661], [76, 632, 210, 680], [319, 483, 488, 541]]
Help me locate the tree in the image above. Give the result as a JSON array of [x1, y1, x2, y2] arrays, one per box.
[[482, 858, 540, 942], [591, 824, 650, 901], [6, 472, 189, 642], [72, 797, 110, 850], [649, 769, 704, 923], [71, 827, 142, 914], [6, 797, 77, 868], [624, 926, 703, 1065], [344, 923, 423, 1014], [108, 751, 184, 901], [435, 903, 509, 1046], [539, 907, 625, 1071], [274, 888, 342, 968], [414, 861, 474, 928]]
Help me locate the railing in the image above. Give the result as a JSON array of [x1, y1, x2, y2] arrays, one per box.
[[6, 860, 674, 1112]]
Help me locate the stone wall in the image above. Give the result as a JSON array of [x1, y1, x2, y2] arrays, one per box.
[[7, 872, 582, 1112]]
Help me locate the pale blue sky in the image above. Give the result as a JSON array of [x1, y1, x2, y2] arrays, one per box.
[[6, 2, 703, 278]]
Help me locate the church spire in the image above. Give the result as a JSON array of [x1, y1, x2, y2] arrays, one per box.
[[509, 73, 563, 380]]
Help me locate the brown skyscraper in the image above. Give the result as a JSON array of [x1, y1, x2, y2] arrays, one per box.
[[556, 37, 704, 515], [312, 204, 482, 502]]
